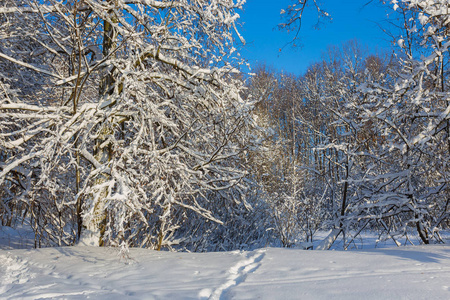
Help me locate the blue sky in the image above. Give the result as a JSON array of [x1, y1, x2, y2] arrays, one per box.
[[239, 0, 395, 75]]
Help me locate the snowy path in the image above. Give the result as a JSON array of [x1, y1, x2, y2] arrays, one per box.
[[208, 249, 265, 300], [0, 245, 449, 299]]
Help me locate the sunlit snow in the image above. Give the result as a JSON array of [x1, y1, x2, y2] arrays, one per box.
[[1, 227, 449, 300]]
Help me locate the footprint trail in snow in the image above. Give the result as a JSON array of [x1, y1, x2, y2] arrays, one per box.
[[208, 249, 265, 300]]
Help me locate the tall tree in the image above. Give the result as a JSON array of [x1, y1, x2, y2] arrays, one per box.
[[0, 0, 257, 250], [357, 0, 450, 244]]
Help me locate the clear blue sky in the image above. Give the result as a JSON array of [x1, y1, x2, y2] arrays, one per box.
[[239, 0, 395, 75]]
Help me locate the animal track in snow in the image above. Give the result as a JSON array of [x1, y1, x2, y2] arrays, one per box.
[[208, 249, 265, 300]]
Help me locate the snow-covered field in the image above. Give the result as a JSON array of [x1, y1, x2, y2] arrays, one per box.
[[1, 232, 450, 299]]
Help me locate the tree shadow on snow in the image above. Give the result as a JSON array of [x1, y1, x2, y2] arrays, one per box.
[[368, 246, 450, 264]]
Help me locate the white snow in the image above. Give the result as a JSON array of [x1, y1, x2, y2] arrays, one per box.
[[1, 240, 449, 299]]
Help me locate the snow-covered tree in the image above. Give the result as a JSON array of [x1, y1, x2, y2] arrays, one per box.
[[277, 0, 449, 247], [353, 0, 450, 244], [246, 64, 335, 247], [0, 0, 259, 250]]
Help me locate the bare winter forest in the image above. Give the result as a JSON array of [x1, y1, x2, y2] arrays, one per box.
[[0, 0, 449, 253]]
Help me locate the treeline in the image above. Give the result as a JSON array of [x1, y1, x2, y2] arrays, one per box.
[[0, 0, 449, 251], [248, 38, 449, 248]]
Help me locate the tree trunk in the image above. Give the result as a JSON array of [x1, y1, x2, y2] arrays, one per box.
[[79, 3, 117, 246]]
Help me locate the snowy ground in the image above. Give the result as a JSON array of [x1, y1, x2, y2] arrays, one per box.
[[0, 244, 449, 299], [1, 227, 450, 299]]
